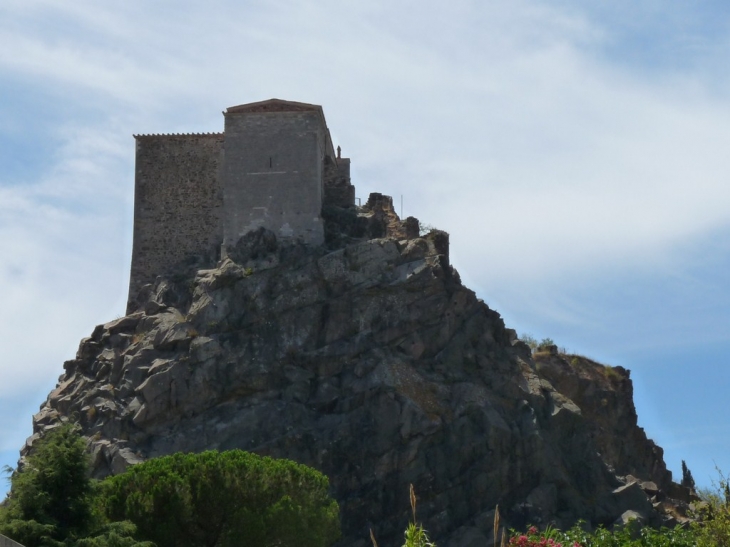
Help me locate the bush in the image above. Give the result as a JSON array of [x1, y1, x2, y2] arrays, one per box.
[[691, 468, 730, 546], [520, 334, 538, 351], [508, 520, 696, 547], [99, 450, 340, 547], [520, 335, 557, 354], [537, 338, 555, 352]]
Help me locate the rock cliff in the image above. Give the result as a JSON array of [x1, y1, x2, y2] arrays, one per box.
[[24, 196, 693, 546]]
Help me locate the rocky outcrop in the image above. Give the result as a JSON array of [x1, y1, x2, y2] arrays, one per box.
[[24, 201, 693, 546]]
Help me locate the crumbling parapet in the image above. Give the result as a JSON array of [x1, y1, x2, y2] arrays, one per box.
[[403, 216, 420, 240], [361, 192, 421, 241]]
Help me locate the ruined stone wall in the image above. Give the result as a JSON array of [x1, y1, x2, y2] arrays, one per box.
[[221, 111, 325, 248], [127, 134, 224, 312], [363, 192, 421, 242]]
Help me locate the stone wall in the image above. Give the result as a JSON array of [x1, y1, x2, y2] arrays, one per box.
[[221, 109, 326, 248], [363, 192, 421, 241], [127, 134, 224, 312], [126, 100, 352, 312], [323, 156, 354, 208], [0, 534, 25, 547]]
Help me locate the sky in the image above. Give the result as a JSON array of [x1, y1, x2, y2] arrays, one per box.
[[1, 0, 729, 499]]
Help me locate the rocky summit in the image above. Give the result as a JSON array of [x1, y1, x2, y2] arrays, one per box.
[[24, 196, 694, 547]]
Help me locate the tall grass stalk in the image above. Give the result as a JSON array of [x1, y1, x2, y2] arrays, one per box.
[[494, 505, 506, 547], [403, 484, 436, 547]]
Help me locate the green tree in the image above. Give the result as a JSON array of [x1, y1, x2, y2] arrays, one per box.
[[0, 423, 93, 546], [99, 450, 340, 547], [0, 424, 152, 547], [75, 521, 155, 547]]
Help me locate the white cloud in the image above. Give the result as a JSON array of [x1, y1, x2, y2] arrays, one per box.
[[2, 0, 730, 496], [0, 121, 131, 398], [2, 0, 726, 358]]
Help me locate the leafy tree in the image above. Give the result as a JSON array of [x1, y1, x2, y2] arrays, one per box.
[[99, 450, 340, 547], [0, 423, 93, 546], [75, 521, 155, 547], [0, 424, 152, 547]]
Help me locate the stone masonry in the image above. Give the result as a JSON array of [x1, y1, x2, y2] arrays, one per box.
[[129, 133, 224, 311], [127, 99, 353, 313], [0, 534, 24, 547]]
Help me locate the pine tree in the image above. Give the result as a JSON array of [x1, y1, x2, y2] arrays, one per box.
[[101, 450, 341, 547], [681, 460, 697, 491]]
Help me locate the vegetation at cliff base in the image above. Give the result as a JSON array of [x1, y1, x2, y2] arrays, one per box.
[[8, 425, 730, 546], [378, 486, 730, 547], [1, 425, 340, 547], [0, 423, 150, 546], [506, 521, 696, 546]]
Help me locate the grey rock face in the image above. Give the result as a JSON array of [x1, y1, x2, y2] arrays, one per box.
[[26, 229, 691, 546]]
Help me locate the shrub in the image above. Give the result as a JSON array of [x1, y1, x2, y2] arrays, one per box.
[[508, 525, 572, 547], [520, 334, 538, 352], [519, 335, 562, 354], [508, 520, 696, 547], [602, 366, 621, 381], [418, 224, 439, 237], [691, 468, 730, 546], [99, 450, 340, 547], [537, 338, 555, 352]]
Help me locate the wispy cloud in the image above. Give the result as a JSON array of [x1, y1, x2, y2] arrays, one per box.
[[1, 0, 730, 494]]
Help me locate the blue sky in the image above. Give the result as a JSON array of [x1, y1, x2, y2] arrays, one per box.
[[1, 0, 729, 498]]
